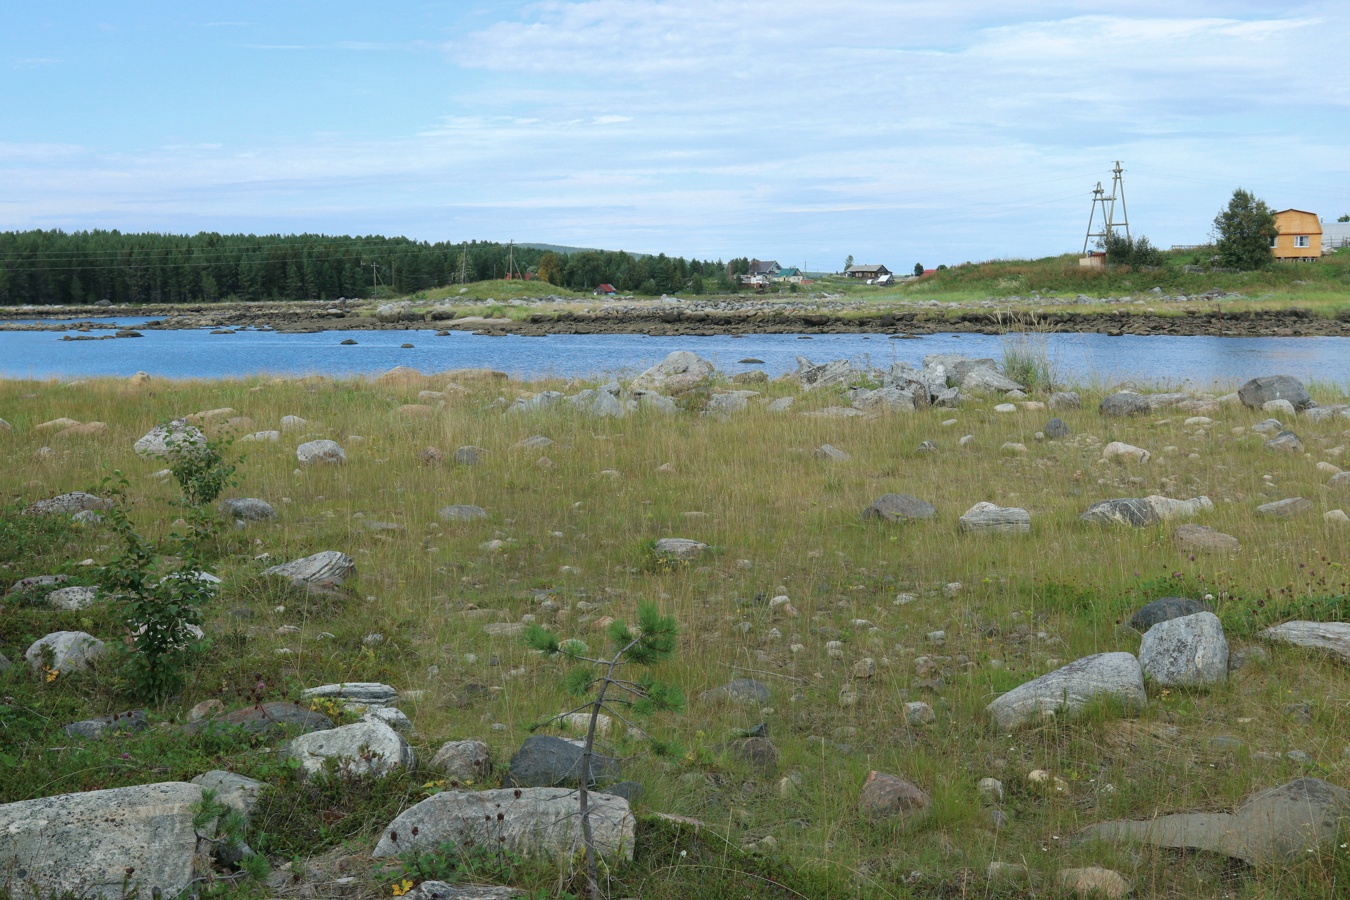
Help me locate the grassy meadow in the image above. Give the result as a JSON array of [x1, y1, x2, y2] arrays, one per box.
[[2, 366, 1350, 899]]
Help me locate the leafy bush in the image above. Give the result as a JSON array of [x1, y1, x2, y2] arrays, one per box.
[[1102, 231, 1164, 268], [169, 428, 240, 507]]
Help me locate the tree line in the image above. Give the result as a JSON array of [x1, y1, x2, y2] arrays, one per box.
[[0, 230, 731, 305]]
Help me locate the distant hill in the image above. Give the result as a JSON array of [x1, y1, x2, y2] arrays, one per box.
[[518, 242, 648, 259]]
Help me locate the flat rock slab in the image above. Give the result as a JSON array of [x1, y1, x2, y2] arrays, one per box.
[[1139, 612, 1229, 687], [862, 494, 937, 523], [959, 502, 1030, 534], [404, 883, 526, 900], [1129, 597, 1211, 633], [653, 537, 708, 560], [301, 682, 399, 707], [1080, 778, 1350, 866], [182, 700, 333, 737], [699, 678, 770, 704], [22, 492, 112, 516], [285, 721, 413, 777], [0, 781, 202, 899], [1174, 523, 1240, 553], [65, 709, 149, 739], [1260, 621, 1350, 663], [504, 734, 620, 788], [373, 787, 635, 862], [261, 550, 354, 584], [1256, 497, 1313, 518], [987, 652, 1146, 730]]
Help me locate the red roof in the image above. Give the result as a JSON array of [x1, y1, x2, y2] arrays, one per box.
[[595, 283, 617, 293]]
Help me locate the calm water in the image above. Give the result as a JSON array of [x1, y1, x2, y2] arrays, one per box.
[[1, 323, 1348, 389]]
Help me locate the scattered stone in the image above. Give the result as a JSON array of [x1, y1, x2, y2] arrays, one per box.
[[814, 443, 849, 461], [977, 777, 1005, 803], [262, 550, 355, 584], [1327, 509, 1350, 524], [1264, 431, 1304, 454], [1238, 374, 1312, 411], [22, 492, 113, 517], [186, 699, 225, 722], [503, 735, 619, 788], [0, 782, 203, 899], [279, 415, 308, 431], [133, 420, 207, 460], [296, 439, 345, 465], [1102, 441, 1150, 463], [1256, 497, 1313, 518], [220, 498, 276, 521], [439, 504, 488, 522], [852, 386, 916, 415], [699, 679, 770, 704], [903, 701, 935, 725], [65, 709, 149, 740], [1174, 524, 1240, 553], [727, 736, 779, 773], [453, 446, 485, 466], [238, 430, 280, 443], [1049, 391, 1081, 410], [372, 787, 634, 862], [285, 721, 413, 777], [46, 585, 99, 611], [653, 537, 708, 560], [1261, 621, 1350, 663], [859, 771, 932, 822], [1099, 392, 1152, 417], [862, 493, 937, 523], [1057, 867, 1132, 899], [429, 740, 492, 782], [1000, 441, 1027, 454], [852, 658, 877, 679], [993, 403, 1017, 413], [959, 502, 1031, 534], [1129, 597, 1210, 632], [182, 701, 333, 737], [987, 652, 1146, 729], [1081, 498, 1157, 527], [631, 351, 715, 393], [1139, 612, 1228, 687], [24, 631, 106, 674], [301, 682, 399, 708], [1044, 417, 1070, 439]]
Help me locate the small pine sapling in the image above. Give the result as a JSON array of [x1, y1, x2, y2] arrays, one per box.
[[524, 602, 683, 900]]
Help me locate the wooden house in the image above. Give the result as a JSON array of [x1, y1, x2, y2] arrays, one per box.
[[844, 264, 891, 280], [1272, 210, 1322, 261]]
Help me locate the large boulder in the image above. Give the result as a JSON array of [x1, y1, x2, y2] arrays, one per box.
[[261, 550, 355, 584], [862, 494, 937, 523], [1260, 621, 1350, 663], [1098, 393, 1152, 418], [922, 354, 997, 386], [372, 787, 635, 862], [22, 492, 112, 517], [630, 351, 714, 393], [987, 652, 1146, 729], [1238, 375, 1312, 411], [25, 631, 106, 674], [375, 302, 424, 323], [1139, 612, 1229, 687], [794, 356, 863, 390], [959, 502, 1030, 534], [1080, 778, 1350, 866], [503, 734, 620, 788], [0, 782, 203, 899], [852, 386, 917, 415], [959, 366, 1024, 394], [296, 439, 345, 465], [133, 420, 207, 460], [285, 721, 413, 777]]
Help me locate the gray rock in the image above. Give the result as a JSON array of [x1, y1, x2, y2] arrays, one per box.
[[301, 682, 399, 708], [1264, 431, 1304, 454], [922, 354, 998, 386], [221, 498, 276, 521], [1129, 597, 1211, 632], [699, 678, 770, 704], [22, 492, 112, 516], [1044, 417, 1070, 439], [46, 585, 99, 611], [813, 443, 849, 461], [1145, 495, 1213, 521], [72, 509, 103, 525], [1256, 497, 1313, 518], [296, 439, 345, 465], [1081, 497, 1158, 527], [0, 782, 202, 899], [238, 430, 280, 443], [1330, 471, 1350, 489], [191, 770, 266, 827], [1260, 621, 1350, 663], [376, 302, 424, 323], [0, 651, 9, 673], [261, 550, 355, 584], [507, 391, 564, 414], [727, 736, 779, 773], [1250, 418, 1283, 436], [182, 701, 333, 737], [24, 631, 106, 674], [987, 652, 1146, 729], [372, 787, 634, 862], [285, 721, 413, 777], [704, 391, 754, 417], [0, 417, 9, 432], [362, 706, 413, 732], [653, 537, 707, 560], [133, 420, 207, 460], [439, 504, 488, 522], [959, 366, 1024, 394], [1238, 375, 1312, 411], [1173, 524, 1240, 553], [569, 387, 632, 418], [453, 446, 486, 465], [852, 386, 917, 415], [429, 739, 492, 782], [859, 771, 932, 822], [1049, 391, 1081, 410], [765, 396, 795, 413], [795, 356, 862, 390], [6, 574, 69, 595], [402, 883, 526, 900], [512, 435, 554, 451], [959, 502, 1031, 534], [503, 734, 620, 788], [65, 709, 149, 739], [862, 493, 937, 523], [1058, 867, 1132, 899], [1139, 612, 1229, 687], [1080, 778, 1350, 866], [1099, 392, 1152, 417], [279, 415, 308, 431], [635, 391, 678, 414], [630, 351, 715, 393]]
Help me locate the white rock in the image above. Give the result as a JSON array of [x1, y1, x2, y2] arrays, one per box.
[[1139, 612, 1229, 687], [285, 721, 413, 777], [959, 502, 1031, 534], [296, 439, 345, 465], [261, 550, 355, 584], [987, 652, 1146, 730], [1261, 621, 1350, 663], [25, 631, 106, 674], [1103, 441, 1150, 463], [133, 420, 207, 460]]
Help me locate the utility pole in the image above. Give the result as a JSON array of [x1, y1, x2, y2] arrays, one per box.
[[1081, 161, 1131, 255], [365, 262, 381, 299], [459, 244, 468, 284]]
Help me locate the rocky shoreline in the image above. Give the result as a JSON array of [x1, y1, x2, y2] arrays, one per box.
[[3, 297, 1349, 338]]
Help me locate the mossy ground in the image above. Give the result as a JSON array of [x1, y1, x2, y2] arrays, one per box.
[[1, 367, 1349, 899]]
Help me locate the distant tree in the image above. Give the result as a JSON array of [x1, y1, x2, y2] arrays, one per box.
[[536, 252, 563, 285], [1213, 188, 1277, 270], [689, 274, 704, 294], [913, 262, 924, 277], [936, 264, 948, 271], [1339, 214, 1350, 223], [845, 254, 854, 271]]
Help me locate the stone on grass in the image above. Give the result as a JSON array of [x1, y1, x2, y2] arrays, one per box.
[[0, 651, 10, 673], [959, 502, 1031, 534], [1099, 392, 1152, 417], [1049, 391, 1081, 410], [22, 492, 112, 516], [133, 420, 207, 459], [727, 736, 779, 773], [0, 417, 10, 433], [190, 771, 266, 826], [1238, 375, 1312, 411], [1145, 495, 1213, 521], [65, 709, 149, 740], [25, 631, 105, 674], [1174, 524, 1239, 553], [46, 585, 99, 611], [1057, 867, 1132, 899], [987, 652, 1146, 730], [279, 415, 307, 431], [504, 734, 619, 788], [700, 678, 770, 704], [653, 537, 707, 560], [1129, 597, 1210, 633], [1044, 417, 1070, 439], [1329, 471, 1350, 489], [220, 498, 276, 521], [1081, 498, 1158, 527], [439, 504, 488, 522], [1102, 441, 1150, 463], [1139, 612, 1228, 687], [453, 445, 485, 466], [301, 682, 399, 708], [904, 701, 936, 725], [960, 367, 1023, 394], [1080, 778, 1350, 866], [296, 439, 345, 465], [0, 782, 202, 900], [1256, 497, 1312, 518], [859, 771, 932, 822], [238, 430, 280, 443], [285, 721, 413, 777], [631, 351, 715, 393], [400, 883, 525, 900], [795, 356, 862, 390], [373, 787, 634, 862], [1260, 621, 1350, 663], [6, 574, 69, 595], [262, 550, 355, 584], [863, 494, 936, 523], [182, 701, 333, 737], [429, 740, 492, 782], [852, 386, 916, 415], [1264, 431, 1304, 453]]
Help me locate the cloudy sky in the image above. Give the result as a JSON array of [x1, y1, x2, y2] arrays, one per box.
[[3, 2, 1348, 268]]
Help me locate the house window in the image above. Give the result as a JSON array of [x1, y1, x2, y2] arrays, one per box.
[[1270, 236, 1278, 248], [1294, 235, 1310, 248]]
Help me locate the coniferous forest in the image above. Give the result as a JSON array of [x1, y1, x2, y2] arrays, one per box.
[[0, 230, 731, 305]]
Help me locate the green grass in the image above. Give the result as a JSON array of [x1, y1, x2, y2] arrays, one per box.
[[1, 369, 1349, 898]]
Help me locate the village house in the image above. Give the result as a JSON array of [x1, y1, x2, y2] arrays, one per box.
[[771, 266, 804, 284], [1271, 209, 1322, 261], [844, 264, 891, 281], [593, 283, 617, 296]]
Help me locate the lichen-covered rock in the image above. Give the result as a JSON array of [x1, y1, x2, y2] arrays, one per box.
[[285, 721, 413, 777], [22, 492, 112, 517], [25, 631, 106, 674], [959, 502, 1030, 534], [1260, 621, 1350, 663], [653, 537, 708, 560], [300, 682, 399, 708], [261, 550, 355, 584], [987, 652, 1146, 729], [296, 439, 345, 465], [1139, 612, 1229, 687], [133, 420, 207, 459], [220, 498, 276, 521]]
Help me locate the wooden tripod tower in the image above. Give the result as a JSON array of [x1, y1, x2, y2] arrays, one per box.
[[1081, 161, 1131, 255]]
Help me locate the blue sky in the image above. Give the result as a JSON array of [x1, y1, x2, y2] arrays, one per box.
[[3, 2, 1349, 268]]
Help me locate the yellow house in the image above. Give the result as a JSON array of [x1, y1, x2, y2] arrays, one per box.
[[1272, 209, 1322, 261]]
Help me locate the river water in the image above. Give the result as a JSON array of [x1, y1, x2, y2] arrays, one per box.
[[1, 322, 1348, 389]]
